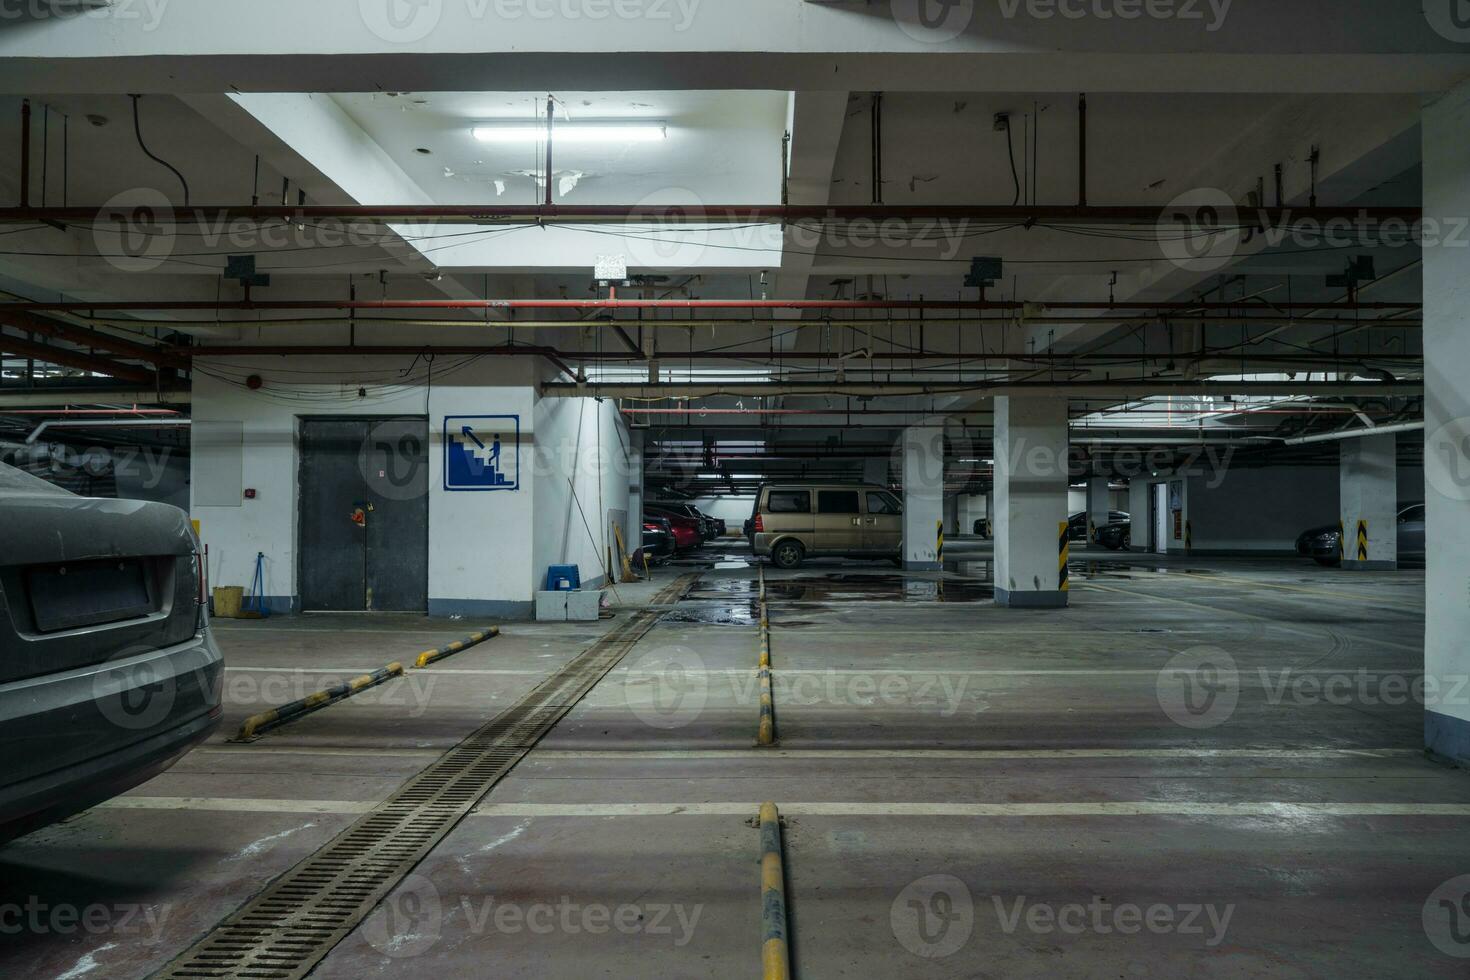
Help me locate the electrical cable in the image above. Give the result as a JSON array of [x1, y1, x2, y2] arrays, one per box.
[[130, 95, 190, 207]]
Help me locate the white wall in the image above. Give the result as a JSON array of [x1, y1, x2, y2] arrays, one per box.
[[533, 396, 634, 590], [690, 495, 756, 532], [191, 356, 558, 616]]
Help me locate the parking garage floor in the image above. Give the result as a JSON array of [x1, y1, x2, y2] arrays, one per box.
[[4, 542, 1465, 978]]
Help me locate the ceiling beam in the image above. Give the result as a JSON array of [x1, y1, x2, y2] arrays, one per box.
[[0, 333, 160, 385]]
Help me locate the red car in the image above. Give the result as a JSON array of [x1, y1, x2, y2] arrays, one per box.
[[650, 508, 701, 551]]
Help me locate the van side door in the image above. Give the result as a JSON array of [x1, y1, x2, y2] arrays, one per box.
[[815, 489, 864, 553], [864, 490, 904, 555]]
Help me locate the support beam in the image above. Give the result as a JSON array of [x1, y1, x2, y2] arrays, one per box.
[[1340, 432, 1398, 571], [1086, 476, 1110, 545], [0, 333, 158, 385], [902, 426, 944, 570], [0, 311, 188, 369], [994, 397, 1069, 609]]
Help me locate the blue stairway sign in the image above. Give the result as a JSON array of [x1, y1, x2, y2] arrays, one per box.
[[444, 415, 520, 492]]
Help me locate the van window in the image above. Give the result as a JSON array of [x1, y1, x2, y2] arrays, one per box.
[[766, 490, 811, 514], [818, 490, 861, 514], [866, 491, 902, 516]]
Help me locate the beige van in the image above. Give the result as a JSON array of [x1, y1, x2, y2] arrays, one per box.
[[751, 483, 904, 568]]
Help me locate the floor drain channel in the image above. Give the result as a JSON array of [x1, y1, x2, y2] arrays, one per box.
[[152, 575, 694, 980]]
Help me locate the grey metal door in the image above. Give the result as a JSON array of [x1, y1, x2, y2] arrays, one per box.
[[299, 417, 428, 612]]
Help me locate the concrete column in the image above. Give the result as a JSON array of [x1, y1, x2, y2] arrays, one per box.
[[1424, 81, 1470, 762], [1127, 479, 1150, 552], [1086, 476, 1110, 545], [1340, 433, 1397, 571], [944, 493, 960, 536], [994, 397, 1069, 608], [628, 430, 645, 533], [902, 425, 944, 569]]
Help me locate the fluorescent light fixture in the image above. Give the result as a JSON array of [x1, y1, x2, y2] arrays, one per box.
[[472, 122, 667, 144]]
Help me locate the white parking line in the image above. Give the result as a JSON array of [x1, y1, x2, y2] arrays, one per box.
[[95, 797, 1470, 819]]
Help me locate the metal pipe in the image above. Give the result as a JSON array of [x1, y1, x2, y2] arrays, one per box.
[[85, 315, 1427, 329], [546, 380, 1423, 398], [1078, 94, 1087, 207], [1278, 420, 1425, 446], [0, 203, 1425, 226], [2, 298, 1421, 314], [19, 99, 31, 208], [0, 389, 191, 409], [26, 417, 191, 444]]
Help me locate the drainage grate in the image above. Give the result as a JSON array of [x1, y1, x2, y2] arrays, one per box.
[[152, 575, 694, 980]]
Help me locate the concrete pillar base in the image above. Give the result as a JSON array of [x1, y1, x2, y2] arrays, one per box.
[[1341, 560, 1398, 571], [1427, 710, 1470, 767], [995, 587, 1069, 609]]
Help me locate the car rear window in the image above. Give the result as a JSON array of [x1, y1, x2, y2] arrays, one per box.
[[766, 490, 811, 514], [818, 490, 861, 514]]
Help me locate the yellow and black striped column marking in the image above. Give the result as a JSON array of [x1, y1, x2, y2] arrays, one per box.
[[937, 520, 945, 566], [1356, 520, 1369, 562], [1338, 520, 1346, 563], [1059, 521, 1071, 592], [758, 802, 792, 980], [415, 627, 500, 669], [233, 662, 405, 742]]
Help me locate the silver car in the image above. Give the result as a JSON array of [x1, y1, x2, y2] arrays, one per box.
[[0, 462, 223, 843]]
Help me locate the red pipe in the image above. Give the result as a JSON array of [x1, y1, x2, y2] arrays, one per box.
[[4, 298, 1420, 314]]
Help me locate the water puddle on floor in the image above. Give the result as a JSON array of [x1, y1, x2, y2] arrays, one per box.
[[686, 574, 994, 604]]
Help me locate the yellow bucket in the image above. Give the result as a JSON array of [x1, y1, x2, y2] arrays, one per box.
[[213, 586, 244, 619]]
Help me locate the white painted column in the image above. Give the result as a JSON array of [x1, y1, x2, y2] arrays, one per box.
[[1127, 479, 1151, 552], [1425, 81, 1470, 762], [994, 397, 1069, 608], [1086, 475, 1110, 545], [902, 425, 944, 569], [944, 493, 961, 536], [1340, 433, 1397, 571]]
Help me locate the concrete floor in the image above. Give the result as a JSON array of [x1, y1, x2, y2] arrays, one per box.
[[4, 541, 1468, 978]]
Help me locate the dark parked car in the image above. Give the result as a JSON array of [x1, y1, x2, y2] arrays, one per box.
[[1094, 520, 1132, 551], [0, 461, 223, 843], [647, 505, 702, 551], [973, 518, 992, 538], [642, 517, 675, 559], [1296, 503, 1426, 566], [713, 518, 728, 537], [744, 518, 755, 546], [1069, 511, 1130, 541]]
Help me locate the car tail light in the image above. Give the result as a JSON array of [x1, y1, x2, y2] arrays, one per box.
[[754, 514, 764, 533], [643, 522, 659, 531], [195, 550, 210, 631]]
